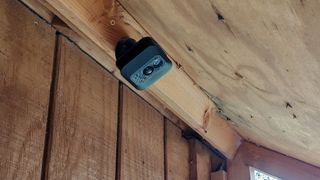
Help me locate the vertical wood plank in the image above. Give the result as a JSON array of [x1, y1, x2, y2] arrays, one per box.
[[119, 86, 164, 180], [0, 0, 55, 179], [46, 37, 119, 179], [189, 139, 212, 180], [165, 120, 189, 180], [211, 171, 227, 180]]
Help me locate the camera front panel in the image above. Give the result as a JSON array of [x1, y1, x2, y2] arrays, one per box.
[[120, 46, 172, 90]]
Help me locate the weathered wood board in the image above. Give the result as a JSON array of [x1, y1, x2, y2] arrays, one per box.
[[189, 139, 212, 180], [119, 86, 165, 180], [165, 120, 189, 180], [46, 37, 119, 179], [0, 0, 55, 178], [118, 0, 320, 166]]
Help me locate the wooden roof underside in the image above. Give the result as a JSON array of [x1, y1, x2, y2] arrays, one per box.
[[30, 0, 320, 166], [120, 0, 320, 166]]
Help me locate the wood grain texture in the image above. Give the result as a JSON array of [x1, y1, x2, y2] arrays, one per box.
[[21, 0, 54, 22], [0, 0, 55, 178], [119, 86, 164, 180], [40, 0, 241, 159], [118, 0, 320, 166], [165, 120, 189, 180], [228, 142, 320, 180], [189, 139, 212, 180], [50, 17, 188, 131], [46, 37, 119, 179]]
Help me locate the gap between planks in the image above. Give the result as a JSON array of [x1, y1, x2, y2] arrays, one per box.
[[40, 33, 62, 180]]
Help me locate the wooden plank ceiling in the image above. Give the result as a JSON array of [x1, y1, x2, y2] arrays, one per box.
[[118, 0, 320, 166], [34, 0, 320, 166]]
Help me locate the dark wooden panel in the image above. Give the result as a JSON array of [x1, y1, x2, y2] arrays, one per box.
[[0, 0, 55, 179], [46, 37, 119, 179], [119, 86, 164, 180], [165, 120, 189, 180], [211, 171, 227, 180], [189, 139, 212, 180], [228, 142, 320, 180]]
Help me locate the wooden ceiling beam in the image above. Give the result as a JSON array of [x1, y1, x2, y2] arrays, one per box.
[[38, 0, 241, 158]]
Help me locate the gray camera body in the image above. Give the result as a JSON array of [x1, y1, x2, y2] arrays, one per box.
[[115, 37, 172, 90]]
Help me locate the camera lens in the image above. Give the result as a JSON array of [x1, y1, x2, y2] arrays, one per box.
[[153, 58, 163, 68], [143, 66, 154, 75]]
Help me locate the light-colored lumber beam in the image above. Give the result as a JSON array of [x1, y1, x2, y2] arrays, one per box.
[[38, 0, 241, 158]]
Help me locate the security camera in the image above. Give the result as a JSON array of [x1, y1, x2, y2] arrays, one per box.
[[115, 37, 172, 90]]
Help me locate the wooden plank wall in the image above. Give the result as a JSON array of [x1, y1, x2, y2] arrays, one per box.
[[119, 85, 165, 180], [0, 0, 55, 179], [166, 120, 189, 180], [0, 0, 216, 179], [45, 37, 119, 179]]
